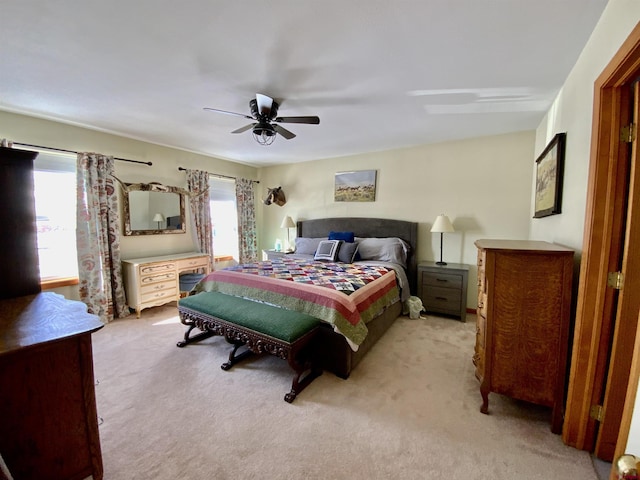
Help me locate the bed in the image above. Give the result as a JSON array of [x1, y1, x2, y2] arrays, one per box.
[[179, 217, 418, 378], [293, 217, 417, 377]]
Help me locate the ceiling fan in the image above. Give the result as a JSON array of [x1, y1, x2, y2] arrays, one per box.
[[204, 93, 320, 145]]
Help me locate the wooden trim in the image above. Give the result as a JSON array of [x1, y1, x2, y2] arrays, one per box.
[[41, 276, 79, 289], [563, 20, 640, 455]]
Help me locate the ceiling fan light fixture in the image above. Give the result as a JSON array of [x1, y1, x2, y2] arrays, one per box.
[[253, 122, 276, 146]]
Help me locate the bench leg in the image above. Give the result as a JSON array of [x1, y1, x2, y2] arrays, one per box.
[[176, 324, 216, 348], [221, 340, 254, 371], [284, 352, 322, 403]]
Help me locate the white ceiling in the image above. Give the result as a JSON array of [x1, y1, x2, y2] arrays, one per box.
[[1, 1, 609, 167]]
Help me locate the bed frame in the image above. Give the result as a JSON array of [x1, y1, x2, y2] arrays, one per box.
[[297, 217, 418, 378]]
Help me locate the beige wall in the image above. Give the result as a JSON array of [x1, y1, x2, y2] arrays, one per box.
[[531, 0, 640, 457], [260, 130, 536, 308], [2, 107, 534, 310]]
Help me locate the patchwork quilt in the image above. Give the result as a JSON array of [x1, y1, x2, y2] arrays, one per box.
[[194, 258, 400, 349]]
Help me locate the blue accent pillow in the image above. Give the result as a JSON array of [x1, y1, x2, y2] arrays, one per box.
[[328, 231, 355, 243]]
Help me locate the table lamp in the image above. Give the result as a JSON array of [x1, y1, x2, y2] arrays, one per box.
[[153, 213, 164, 229], [430, 214, 454, 265], [280, 215, 296, 252]]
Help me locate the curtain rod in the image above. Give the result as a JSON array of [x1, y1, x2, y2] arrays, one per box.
[[177, 166, 259, 183], [12, 142, 152, 166]]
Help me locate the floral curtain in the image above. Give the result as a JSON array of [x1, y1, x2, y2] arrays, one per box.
[[235, 177, 258, 263], [186, 169, 213, 271], [76, 152, 129, 322]]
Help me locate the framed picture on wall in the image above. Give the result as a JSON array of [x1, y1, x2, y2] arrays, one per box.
[[334, 170, 377, 202], [534, 132, 566, 218]]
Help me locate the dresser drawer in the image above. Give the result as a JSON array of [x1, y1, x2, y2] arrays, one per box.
[[141, 280, 177, 295], [140, 271, 176, 284], [476, 311, 486, 349], [422, 271, 463, 289], [177, 256, 209, 271], [141, 263, 176, 276], [141, 286, 178, 304]]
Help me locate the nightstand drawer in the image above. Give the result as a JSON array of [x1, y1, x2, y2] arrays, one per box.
[[263, 249, 288, 260], [421, 271, 463, 289], [423, 286, 462, 312]]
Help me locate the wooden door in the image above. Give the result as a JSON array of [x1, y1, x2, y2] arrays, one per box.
[[562, 23, 640, 467], [593, 80, 640, 461]]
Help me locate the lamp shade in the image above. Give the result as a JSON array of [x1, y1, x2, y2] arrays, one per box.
[[280, 216, 295, 229], [430, 214, 454, 233], [152, 213, 164, 222]]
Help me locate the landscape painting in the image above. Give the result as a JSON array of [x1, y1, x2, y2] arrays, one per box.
[[334, 170, 377, 202], [534, 132, 566, 218]]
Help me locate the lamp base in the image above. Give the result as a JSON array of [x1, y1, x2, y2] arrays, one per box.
[[435, 261, 447, 266]]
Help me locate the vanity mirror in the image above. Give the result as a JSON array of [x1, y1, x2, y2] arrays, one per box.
[[122, 182, 188, 236]]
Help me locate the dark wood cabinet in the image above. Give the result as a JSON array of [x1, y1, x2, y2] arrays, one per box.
[[0, 147, 104, 479], [474, 239, 573, 433], [0, 293, 104, 480], [0, 147, 41, 299]]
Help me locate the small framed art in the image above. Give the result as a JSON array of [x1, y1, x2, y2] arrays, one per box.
[[334, 170, 377, 202], [534, 132, 566, 218]]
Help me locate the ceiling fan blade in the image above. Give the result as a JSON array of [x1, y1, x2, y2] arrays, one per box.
[[231, 123, 256, 134], [203, 107, 253, 120], [273, 124, 296, 140], [255, 93, 274, 116], [274, 116, 320, 125]]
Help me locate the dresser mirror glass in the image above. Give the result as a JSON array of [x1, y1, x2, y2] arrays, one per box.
[[122, 182, 187, 235]]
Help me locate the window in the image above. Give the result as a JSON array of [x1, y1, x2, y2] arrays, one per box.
[[32, 152, 78, 282], [209, 177, 238, 261]]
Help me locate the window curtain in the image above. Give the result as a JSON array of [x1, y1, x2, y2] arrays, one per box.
[[235, 178, 258, 263], [186, 169, 213, 271], [76, 152, 129, 323]]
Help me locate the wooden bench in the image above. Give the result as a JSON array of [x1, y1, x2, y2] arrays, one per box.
[[177, 292, 322, 403]]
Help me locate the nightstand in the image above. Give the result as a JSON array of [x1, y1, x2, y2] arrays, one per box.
[[262, 249, 290, 260], [417, 261, 469, 321]]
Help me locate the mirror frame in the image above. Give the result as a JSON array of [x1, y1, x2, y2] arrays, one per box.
[[122, 182, 188, 236]]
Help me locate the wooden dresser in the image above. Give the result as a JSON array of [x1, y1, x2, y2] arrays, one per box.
[[474, 239, 573, 433], [0, 293, 104, 480], [122, 252, 210, 317]]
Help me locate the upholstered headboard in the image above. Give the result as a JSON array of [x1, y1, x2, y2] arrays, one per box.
[[297, 217, 418, 294]]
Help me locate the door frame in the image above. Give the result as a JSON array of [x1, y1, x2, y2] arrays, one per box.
[[562, 20, 640, 464]]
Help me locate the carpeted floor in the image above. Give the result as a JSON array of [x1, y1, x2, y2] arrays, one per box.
[[92, 303, 601, 480]]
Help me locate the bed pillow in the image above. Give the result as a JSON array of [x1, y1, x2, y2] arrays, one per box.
[[337, 241, 359, 263], [328, 231, 355, 243], [356, 237, 410, 267], [314, 240, 342, 261], [294, 237, 326, 255]]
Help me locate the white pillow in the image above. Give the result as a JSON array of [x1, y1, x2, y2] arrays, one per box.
[[294, 237, 326, 255], [314, 240, 342, 261], [356, 237, 409, 267]]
